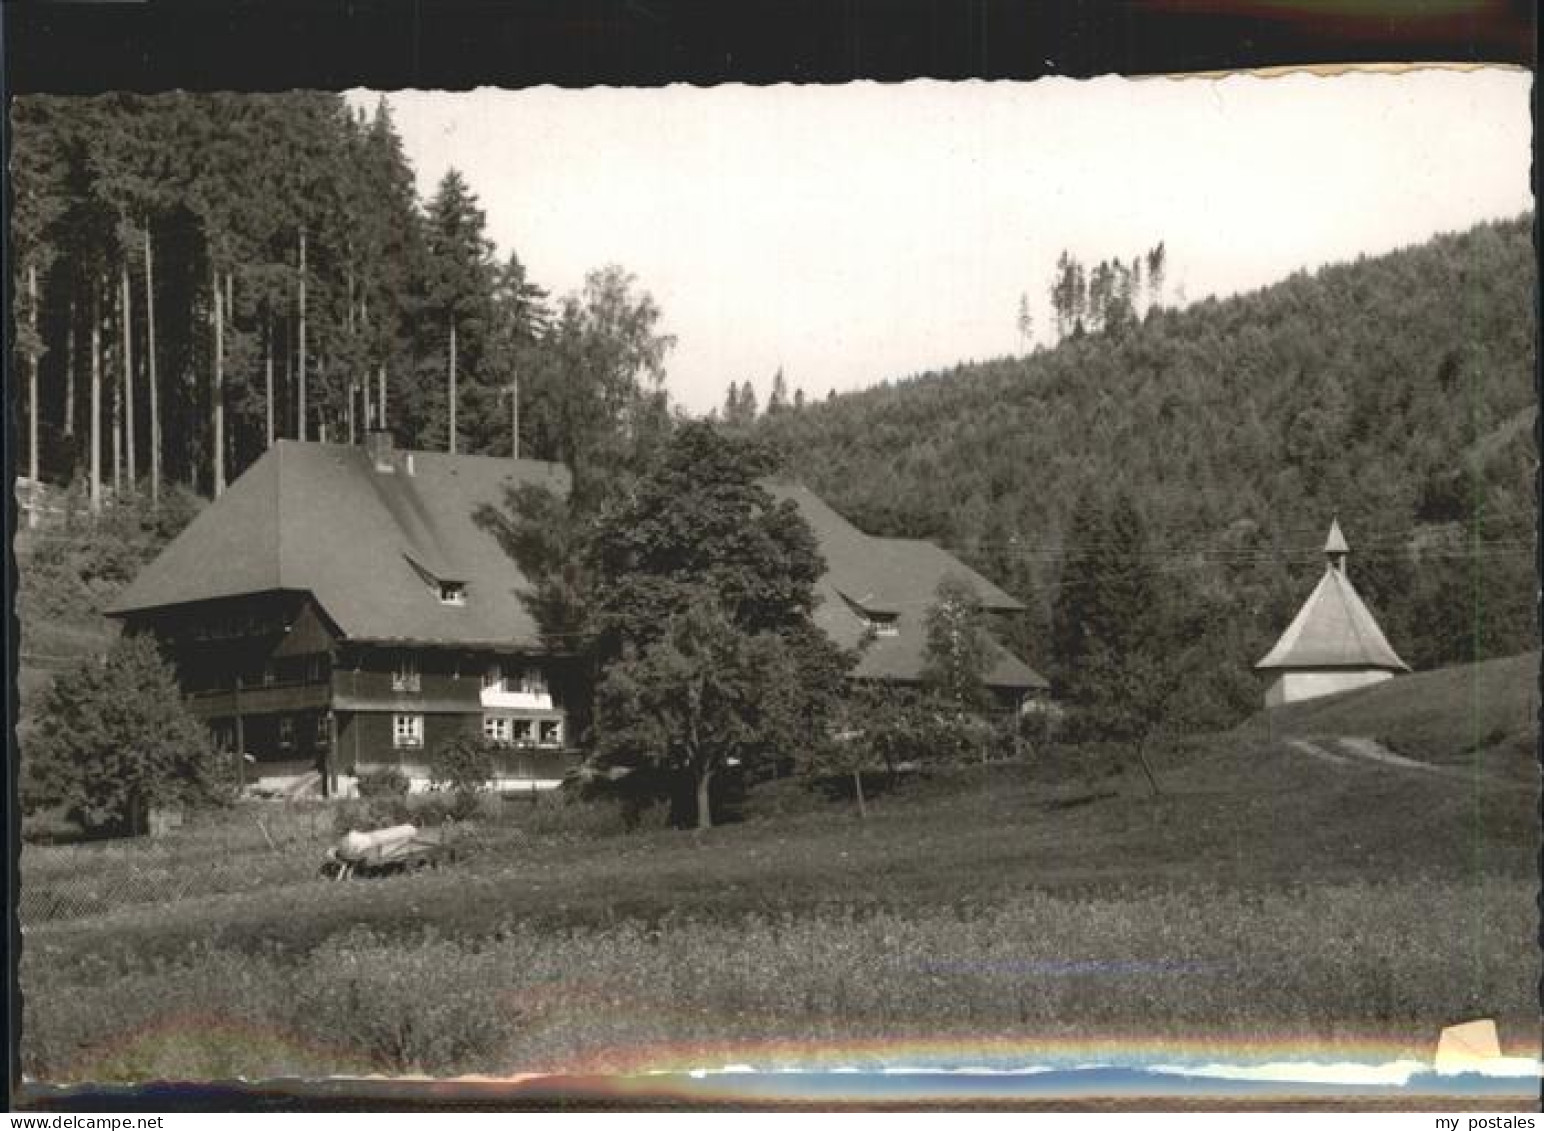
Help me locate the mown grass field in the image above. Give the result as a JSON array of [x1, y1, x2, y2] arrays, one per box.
[[19, 654, 1540, 1082]]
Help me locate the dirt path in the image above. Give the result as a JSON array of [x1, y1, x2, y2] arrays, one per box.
[[1282, 734, 1517, 788], [1333, 737, 1449, 774], [1283, 738, 1349, 766]]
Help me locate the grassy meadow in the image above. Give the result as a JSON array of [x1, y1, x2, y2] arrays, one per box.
[[20, 654, 1539, 1083]]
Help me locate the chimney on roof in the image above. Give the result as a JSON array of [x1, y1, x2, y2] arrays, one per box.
[[365, 430, 395, 473]]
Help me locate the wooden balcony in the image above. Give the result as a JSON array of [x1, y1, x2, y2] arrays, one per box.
[[186, 680, 330, 718]]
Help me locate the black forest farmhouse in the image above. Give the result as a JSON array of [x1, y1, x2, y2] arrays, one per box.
[[110, 438, 1048, 796], [108, 434, 580, 796]]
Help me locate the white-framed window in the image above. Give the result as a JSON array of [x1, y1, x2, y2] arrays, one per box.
[[393, 713, 424, 748], [483, 715, 512, 744], [392, 653, 421, 693], [439, 581, 466, 606], [512, 718, 537, 747], [538, 719, 563, 748], [867, 615, 900, 637]]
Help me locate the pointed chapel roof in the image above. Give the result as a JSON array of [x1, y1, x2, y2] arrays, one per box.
[[1256, 522, 1409, 672], [1324, 517, 1349, 556]]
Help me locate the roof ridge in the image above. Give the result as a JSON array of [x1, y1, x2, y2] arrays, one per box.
[[1330, 567, 1409, 671], [1326, 567, 1374, 656]]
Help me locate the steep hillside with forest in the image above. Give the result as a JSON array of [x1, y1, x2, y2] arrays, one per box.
[[756, 217, 1536, 728]]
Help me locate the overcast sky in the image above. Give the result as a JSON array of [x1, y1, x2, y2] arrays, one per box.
[[348, 68, 1532, 414]]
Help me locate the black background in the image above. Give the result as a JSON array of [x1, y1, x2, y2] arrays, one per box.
[[5, 0, 1537, 95]]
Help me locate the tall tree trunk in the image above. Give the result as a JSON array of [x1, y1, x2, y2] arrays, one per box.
[[510, 372, 520, 458], [447, 318, 457, 453], [695, 767, 713, 831], [64, 298, 76, 440], [297, 229, 307, 441], [144, 226, 160, 506], [110, 285, 121, 498], [362, 364, 372, 434], [378, 364, 386, 430], [121, 264, 135, 493], [264, 317, 274, 448], [90, 287, 102, 516], [347, 381, 357, 444], [852, 768, 867, 820], [26, 263, 39, 526], [212, 269, 225, 497], [282, 316, 291, 439]]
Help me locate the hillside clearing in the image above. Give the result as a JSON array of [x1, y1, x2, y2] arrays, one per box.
[[1234, 651, 1539, 778], [22, 652, 1537, 1079]]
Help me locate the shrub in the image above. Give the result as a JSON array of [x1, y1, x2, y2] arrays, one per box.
[[429, 734, 497, 796], [26, 634, 233, 834], [498, 788, 635, 839], [862, 696, 982, 769], [429, 734, 499, 819], [357, 769, 410, 799]]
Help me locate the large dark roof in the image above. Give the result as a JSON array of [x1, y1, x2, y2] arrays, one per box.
[[109, 441, 569, 650], [769, 485, 1048, 692], [109, 442, 1046, 690]]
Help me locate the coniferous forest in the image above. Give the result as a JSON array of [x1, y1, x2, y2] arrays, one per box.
[[10, 92, 673, 512], [751, 218, 1536, 728]]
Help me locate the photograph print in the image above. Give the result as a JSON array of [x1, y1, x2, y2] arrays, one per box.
[[9, 64, 1538, 1104]]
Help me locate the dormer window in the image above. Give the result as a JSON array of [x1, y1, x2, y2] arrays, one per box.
[[838, 590, 900, 638], [404, 553, 466, 607]]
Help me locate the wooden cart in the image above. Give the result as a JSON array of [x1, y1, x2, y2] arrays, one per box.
[[321, 824, 458, 880]]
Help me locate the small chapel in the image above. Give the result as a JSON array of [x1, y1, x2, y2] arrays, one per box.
[[1255, 518, 1410, 708]]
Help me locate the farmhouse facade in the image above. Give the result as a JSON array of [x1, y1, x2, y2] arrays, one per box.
[[1255, 518, 1410, 707], [108, 435, 581, 796], [110, 437, 1046, 795]]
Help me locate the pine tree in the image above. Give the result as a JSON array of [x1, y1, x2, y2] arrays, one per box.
[[27, 634, 229, 833], [767, 367, 789, 415], [415, 169, 499, 453], [1051, 489, 1168, 790]]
